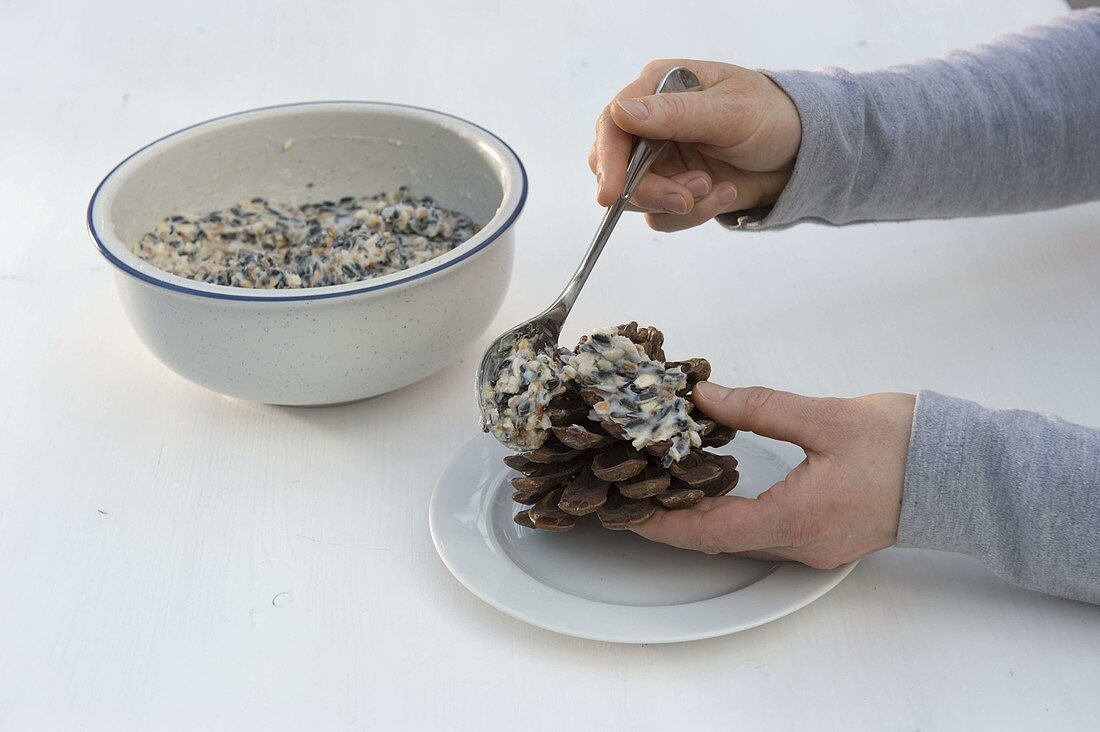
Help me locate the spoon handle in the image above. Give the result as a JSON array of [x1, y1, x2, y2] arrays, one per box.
[[551, 67, 704, 316], [554, 189, 630, 314]]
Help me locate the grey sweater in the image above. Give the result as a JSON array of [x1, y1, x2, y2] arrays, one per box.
[[725, 10, 1100, 603]]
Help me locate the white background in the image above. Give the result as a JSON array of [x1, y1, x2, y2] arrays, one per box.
[[3, 0, 1099, 729]]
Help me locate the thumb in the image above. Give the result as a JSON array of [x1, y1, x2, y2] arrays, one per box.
[[693, 383, 828, 449], [611, 89, 732, 144]]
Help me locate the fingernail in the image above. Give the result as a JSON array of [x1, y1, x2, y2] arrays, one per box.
[[662, 193, 688, 214], [715, 184, 738, 207], [617, 98, 650, 120], [695, 381, 731, 401], [685, 176, 710, 198]]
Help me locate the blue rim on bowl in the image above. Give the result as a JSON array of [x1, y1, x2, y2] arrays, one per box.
[[87, 101, 528, 303]]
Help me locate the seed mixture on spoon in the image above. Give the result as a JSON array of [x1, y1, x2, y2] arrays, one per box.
[[481, 338, 568, 451]]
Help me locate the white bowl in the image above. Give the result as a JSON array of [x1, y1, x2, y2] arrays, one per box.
[[89, 102, 526, 405]]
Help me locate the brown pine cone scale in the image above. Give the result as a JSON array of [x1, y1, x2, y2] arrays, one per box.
[[590, 442, 647, 482], [617, 464, 671, 499], [503, 454, 541, 474], [528, 489, 579, 531], [524, 441, 582, 464], [510, 458, 586, 503], [553, 424, 614, 450], [654, 487, 706, 509], [668, 452, 723, 487], [597, 489, 656, 530], [558, 465, 610, 516]]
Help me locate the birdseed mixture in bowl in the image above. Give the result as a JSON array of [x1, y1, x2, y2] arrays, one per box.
[[134, 187, 479, 289]]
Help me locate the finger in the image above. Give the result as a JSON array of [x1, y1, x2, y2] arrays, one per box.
[[692, 383, 831, 449], [591, 144, 660, 213], [732, 549, 790, 562], [629, 172, 692, 214], [592, 139, 693, 180], [630, 495, 784, 554], [594, 69, 666, 207], [623, 171, 712, 213], [593, 119, 701, 212], [593, 62, 705, 206], [593, 105, 634, 207], [652, 158, 715, 201], [611, 88, 734, 144], [629, 169, 712, 213], [645, 182, 738, 232], [671, 169, 712, 200]]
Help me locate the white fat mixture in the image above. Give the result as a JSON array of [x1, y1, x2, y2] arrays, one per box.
[[485, 325, 703, 463], [563, 327, 703, 465], [481, 338, 567, 450]]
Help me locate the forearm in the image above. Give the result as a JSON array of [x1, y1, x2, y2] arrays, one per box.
[[898, 391, 1100, 603], [722, 9, 1100, 229]]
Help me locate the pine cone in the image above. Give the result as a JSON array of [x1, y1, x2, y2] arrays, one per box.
[[508, 323, 738, 531]]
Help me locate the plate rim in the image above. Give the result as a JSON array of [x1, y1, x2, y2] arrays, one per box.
[[429, 433, 857, 644]]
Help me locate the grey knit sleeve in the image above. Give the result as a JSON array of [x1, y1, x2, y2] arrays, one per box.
[[898, 391, 1100, 604], [718, 9, 1100, 230]]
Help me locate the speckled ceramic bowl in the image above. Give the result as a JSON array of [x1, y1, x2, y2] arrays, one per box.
[[89, 102, 525, 405]]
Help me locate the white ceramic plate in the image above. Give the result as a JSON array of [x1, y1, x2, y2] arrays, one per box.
[[429, 432, 856, 643]]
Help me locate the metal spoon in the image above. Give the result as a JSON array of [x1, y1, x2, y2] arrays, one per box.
[[476, 67, 704, 449]]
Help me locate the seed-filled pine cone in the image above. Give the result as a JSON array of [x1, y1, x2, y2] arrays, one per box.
[[487, 322, 738, 532]]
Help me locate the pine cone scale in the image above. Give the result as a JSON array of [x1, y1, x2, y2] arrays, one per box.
[[597, 489, 656, 529], [558, 465, 611, 516], [668, 452, 723, 487], [654, 487, 705, 509], [553, 424, 614, 450], [529, 489, 578, 531], [617, 464, 672, 499], [590, 442, 647, 482]]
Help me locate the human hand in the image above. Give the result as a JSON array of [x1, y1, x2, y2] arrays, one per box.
[[589, 59, 801, 232], [632, 383, 915, 569]]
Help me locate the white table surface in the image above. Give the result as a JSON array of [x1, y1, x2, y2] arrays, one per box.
[[4, 0, 1099, 729]]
